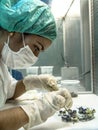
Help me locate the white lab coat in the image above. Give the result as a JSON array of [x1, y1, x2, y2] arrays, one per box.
[[0, 59, 17, 108]]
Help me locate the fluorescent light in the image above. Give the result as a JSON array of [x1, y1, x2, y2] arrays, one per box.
[[51, 0, 80, 18]]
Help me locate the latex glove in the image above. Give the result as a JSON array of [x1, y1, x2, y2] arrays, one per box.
[[23, 74, 59, 91], [20, 88, 72, 130]]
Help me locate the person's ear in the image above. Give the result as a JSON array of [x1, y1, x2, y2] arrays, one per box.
[[9, 32, 14, 37]]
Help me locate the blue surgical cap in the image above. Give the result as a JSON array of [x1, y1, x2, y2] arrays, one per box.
[[0, 0, 57, 41]]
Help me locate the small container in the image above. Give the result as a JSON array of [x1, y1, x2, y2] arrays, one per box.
[[61, 80, 80, 92], [40, 66, 53, 75], [26, 66, 39, 75], [61, 67, 79, 80]]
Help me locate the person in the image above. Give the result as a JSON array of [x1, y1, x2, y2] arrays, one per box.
[[0, 0, 73, 130]]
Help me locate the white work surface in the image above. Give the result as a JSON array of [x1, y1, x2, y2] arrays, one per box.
[[1, 93, 98, 130], [29, 94, 98, 130]]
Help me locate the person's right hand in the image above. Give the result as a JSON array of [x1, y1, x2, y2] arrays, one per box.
[[21, 88, 73, 129]]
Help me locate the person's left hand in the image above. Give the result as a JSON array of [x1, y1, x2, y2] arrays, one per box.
[[23, 74, 59, 91]]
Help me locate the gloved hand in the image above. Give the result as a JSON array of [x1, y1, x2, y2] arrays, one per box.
[[20, 88, 72, 130], [23, 74, 59, 91]]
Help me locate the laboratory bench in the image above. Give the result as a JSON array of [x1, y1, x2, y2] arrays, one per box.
[[0, 93, 98, 130]]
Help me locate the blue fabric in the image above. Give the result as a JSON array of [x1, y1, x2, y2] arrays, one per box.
[[12, 69, 23, 80], [0, 0, 57, 41]]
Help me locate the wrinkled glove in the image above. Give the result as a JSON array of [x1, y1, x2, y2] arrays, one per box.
[[20, 88, 72, 130], [23, 74, 59, 91]]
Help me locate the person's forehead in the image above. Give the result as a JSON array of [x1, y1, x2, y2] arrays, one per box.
[[32, 34, 51, 42]]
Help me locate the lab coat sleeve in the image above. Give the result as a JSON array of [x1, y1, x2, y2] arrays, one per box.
[[7, 74, 18, 99], [0, 60, 18, 100]]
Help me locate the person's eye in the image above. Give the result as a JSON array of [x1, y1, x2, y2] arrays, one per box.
[[34, 45, 40, 52]]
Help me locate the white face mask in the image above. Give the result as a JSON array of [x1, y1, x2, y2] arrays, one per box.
[[1, 34, 38, 69]]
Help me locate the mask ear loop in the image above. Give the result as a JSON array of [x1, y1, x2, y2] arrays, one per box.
[[22, 33, 26, 47], [6, 35, 10, 45]]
